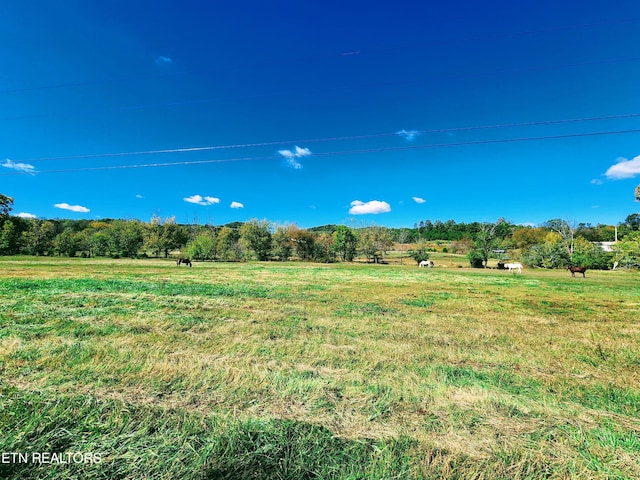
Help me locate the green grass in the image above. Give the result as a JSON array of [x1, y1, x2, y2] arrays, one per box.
[[0, 256, 639, 479]]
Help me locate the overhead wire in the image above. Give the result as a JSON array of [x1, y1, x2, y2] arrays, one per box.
[[11, 112, 640, 164], [3, 15, 640, 178], [3, 127, 640, 177]]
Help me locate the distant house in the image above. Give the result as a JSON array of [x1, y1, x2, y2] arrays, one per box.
[[594, 242, 616, 252]]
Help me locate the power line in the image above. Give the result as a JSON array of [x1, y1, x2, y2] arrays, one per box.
[[4, 127, 640, 177], [13, 112, 640, 163]]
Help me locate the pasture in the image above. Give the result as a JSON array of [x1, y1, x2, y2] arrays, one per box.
[[0, 256, 638, 479]]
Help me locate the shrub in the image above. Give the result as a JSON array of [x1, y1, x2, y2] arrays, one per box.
[[467, 250, 485, 268], [408, 241, 431, 264]]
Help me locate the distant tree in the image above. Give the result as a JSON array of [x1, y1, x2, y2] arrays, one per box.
[[289, 227, 317, 261], [145, 215, 188, 258], [394, 228, 411, 264], [240, 219, 272, 261], [21, 220, 56, 255], [575, 223, 616, 243], [570, 237, 614, 270], [521, 232, 571, 268], [544, 218, 576, 257], [53, 229, 82, 257], [623, 213, 640, 232], [450, 237, 472, 254], [160, 218, 188, 258], [408, 240, 431, 264], [314, 232, 335, 263], [510, 227, 545, 250], [467, 250, 485, 268], [271, 224, 294, 261], [85, 222, 111, 257], [216, 226, 243, 261], [613, 231, 640, 269], [358, 226, 393, 263], [332, 225, 357, 262], [144, 214, 164, 257], [469, 219, 507, 268], [0, 194, 13, 216], [0, 220, 18, 255], [105, 220, 144, 258], [186, 229, 217, 261]]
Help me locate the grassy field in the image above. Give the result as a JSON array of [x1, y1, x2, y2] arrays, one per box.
[[0, 256, 638, 479]]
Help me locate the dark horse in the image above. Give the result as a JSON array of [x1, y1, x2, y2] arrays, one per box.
[[176, 257, 192, 267], [568, 266, 586, 277]]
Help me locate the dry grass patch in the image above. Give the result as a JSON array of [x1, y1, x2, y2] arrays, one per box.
[[1, 257, 639, 478]]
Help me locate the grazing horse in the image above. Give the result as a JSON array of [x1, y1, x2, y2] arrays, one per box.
[[505, 262, 523, 273], [419, 260, 434, 268], [568, 266, 586, 277], [176, 257, 192, 267]]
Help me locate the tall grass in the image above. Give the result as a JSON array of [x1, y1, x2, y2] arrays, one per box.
[[0, 256, 638, 478]]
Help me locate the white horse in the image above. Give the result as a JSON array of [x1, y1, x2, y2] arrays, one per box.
[[505, 262, 522, 273], [419, 260, 434, 268]]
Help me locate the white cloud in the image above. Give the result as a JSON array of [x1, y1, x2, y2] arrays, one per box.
[[2, 159, 36, 174], [277, 146, 311, 169], [54, 203, 90, 213], [184, 195, 220, 206], [155, 56, 173, 65], [349, 200, 391, 215], [230, 201, 244, 209], [17, 212, 37, 219], [605, 155, 640, 179], [396, 129, 420, 141], [590, 179, 603, 185], [136, 194, 144, 199], [412, 196, 426, 204]]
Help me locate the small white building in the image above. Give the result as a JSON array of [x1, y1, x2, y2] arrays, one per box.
[[595, 242, 616, 252]]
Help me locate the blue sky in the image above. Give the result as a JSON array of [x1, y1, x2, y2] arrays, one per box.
[[2, 1, 640, 229]]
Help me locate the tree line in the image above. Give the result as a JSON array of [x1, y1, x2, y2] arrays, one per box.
[[1, 194, 639, 268]]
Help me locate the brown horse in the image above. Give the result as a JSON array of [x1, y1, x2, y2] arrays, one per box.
[[176, 257, 192, 267], [568, 266, 586, 277]]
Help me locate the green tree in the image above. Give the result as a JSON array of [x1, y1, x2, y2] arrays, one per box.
[[145, 215, 188, 258], [289, 227, 317, 261], [0, 194, 13, 216], [21, 220, 56, 255], [314, 232, 335, 263], [521, 232, 571, 268], [53, 229, 82, 257], [622, 213, 640, 232], [84, 221, 111, 257], [105, 220, 144, 258], [544, 218, 576, 257], [186, 229, 217, 261], [358, 226, 393, 263], [408, 240, 431, 264], [613, 231, 640, 269], [332, 225, 357, 262], [240, 219, 272, 261], [469, 220, 506, 268], [217, 226, 243, 261], [0, 220, 18, 255], [144, 215, 164, 257], [271, 225, 294, 261], [570, 237, 614, 270]]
